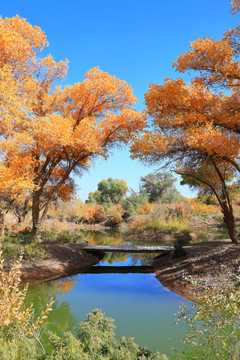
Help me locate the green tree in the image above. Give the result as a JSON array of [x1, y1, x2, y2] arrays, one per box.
[[86, 178, 129, 205], [139, 172, 182, 203], [122, 189, 149, 214]]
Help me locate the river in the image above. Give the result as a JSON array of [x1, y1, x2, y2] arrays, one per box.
[[25, 230, 191, 358]]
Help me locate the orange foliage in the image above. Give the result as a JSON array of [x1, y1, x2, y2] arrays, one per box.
[[231, 0, 240, 14], [0, 15, 146, 238], [188, 199, 220, 215], [130, 7, 240, 242], [132, 78, 240, 166], [173, 201, 189, 217], [107, 204, 125, 223], [128, 217, 148, 231], [0, 16, 48, 198], [81, 204, 103, 223], [131, 4, 240, 175], [136, 203, 158, 215]]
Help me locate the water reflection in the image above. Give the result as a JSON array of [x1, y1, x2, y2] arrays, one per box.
[[82, 265, 154, 274], [26, 249, 190, 357], [86, 229, 125, 245], [26, 279, 77, 338]]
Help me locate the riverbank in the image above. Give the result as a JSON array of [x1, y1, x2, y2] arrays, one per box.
[[2, 243, 103, 282], [2, 237, 240, 300], [153, 240, 240, 300]]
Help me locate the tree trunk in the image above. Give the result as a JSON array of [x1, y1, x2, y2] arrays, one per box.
[[32, 192, 54, 242], [222, 205, 238, 244], [0, 209, 5, 238], [210, 159, 239, 245], [32, 192, 42, 242]]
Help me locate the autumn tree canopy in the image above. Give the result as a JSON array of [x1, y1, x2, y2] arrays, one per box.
[[131, 2, 240, 243], [0, 16, 47, 235], [0, 15, 146, 240]]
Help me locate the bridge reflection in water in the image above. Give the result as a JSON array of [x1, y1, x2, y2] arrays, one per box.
[[81, 265, 155, 274]]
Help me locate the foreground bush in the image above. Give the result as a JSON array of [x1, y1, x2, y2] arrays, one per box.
[[0, 251, 53, 359], [177, 267, 240, 359], [46, 309, 168, 360]]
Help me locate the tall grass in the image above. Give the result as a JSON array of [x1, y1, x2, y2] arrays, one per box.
[[145, 216, 190, 233], [130, 215, 190, 234]]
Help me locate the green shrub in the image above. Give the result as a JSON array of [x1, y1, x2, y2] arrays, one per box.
[[24, 244, 45, 258], [1, 230, 33, 244], [1, 244, 20, 258], [40, 230, 88, 243], [177, 267, 240, 359], [46, 309, 168, 360]]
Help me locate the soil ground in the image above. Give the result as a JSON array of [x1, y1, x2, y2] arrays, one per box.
[[153, 240, 240, 300], [3, 243, 103, 283]]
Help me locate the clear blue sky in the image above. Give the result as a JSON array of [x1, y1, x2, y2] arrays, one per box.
[[1, 0, 239, 201]]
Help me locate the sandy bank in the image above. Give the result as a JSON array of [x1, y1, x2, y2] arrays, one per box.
[[153, 240, 240, 300], [3, 243, 102, 283]]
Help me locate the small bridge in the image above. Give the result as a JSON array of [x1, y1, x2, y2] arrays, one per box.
[[83, 245, 174, 254]]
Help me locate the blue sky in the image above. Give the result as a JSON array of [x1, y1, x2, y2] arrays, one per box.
[[1, 0, 239, 201]]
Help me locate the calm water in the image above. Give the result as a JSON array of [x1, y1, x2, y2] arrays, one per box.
[[26, 231, 191, 358]]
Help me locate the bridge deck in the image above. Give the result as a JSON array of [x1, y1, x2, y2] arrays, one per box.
[[83, 244, 174, 253]]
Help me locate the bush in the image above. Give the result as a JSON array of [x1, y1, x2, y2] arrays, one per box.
[[177, 266, 240, 359], [129, 215, 190, 234], [0, 252, 54, 359], [107, 204, 125, 223], [1, 242, 45, 259], [40, 229, 88, 243], [144, 216, 190, 234], [188, 199, 220, 215], [46, 309, 168, 360], [137, 203, 158, 215]]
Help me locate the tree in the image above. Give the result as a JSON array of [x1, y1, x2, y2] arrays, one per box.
[[0, 16, 46, 236], [1, 16, 145, 241], [121, 189, 149, 214], [130, 3, 240, 243], [86, 178, 129, 205], [131, 102, 239, 243], [139, 172, 182, 203], [178, 155, 238, 243], [231, 0, 240, 14]]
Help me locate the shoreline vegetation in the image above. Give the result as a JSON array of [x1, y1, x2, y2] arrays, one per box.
[[1, 212, 239, 300]]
